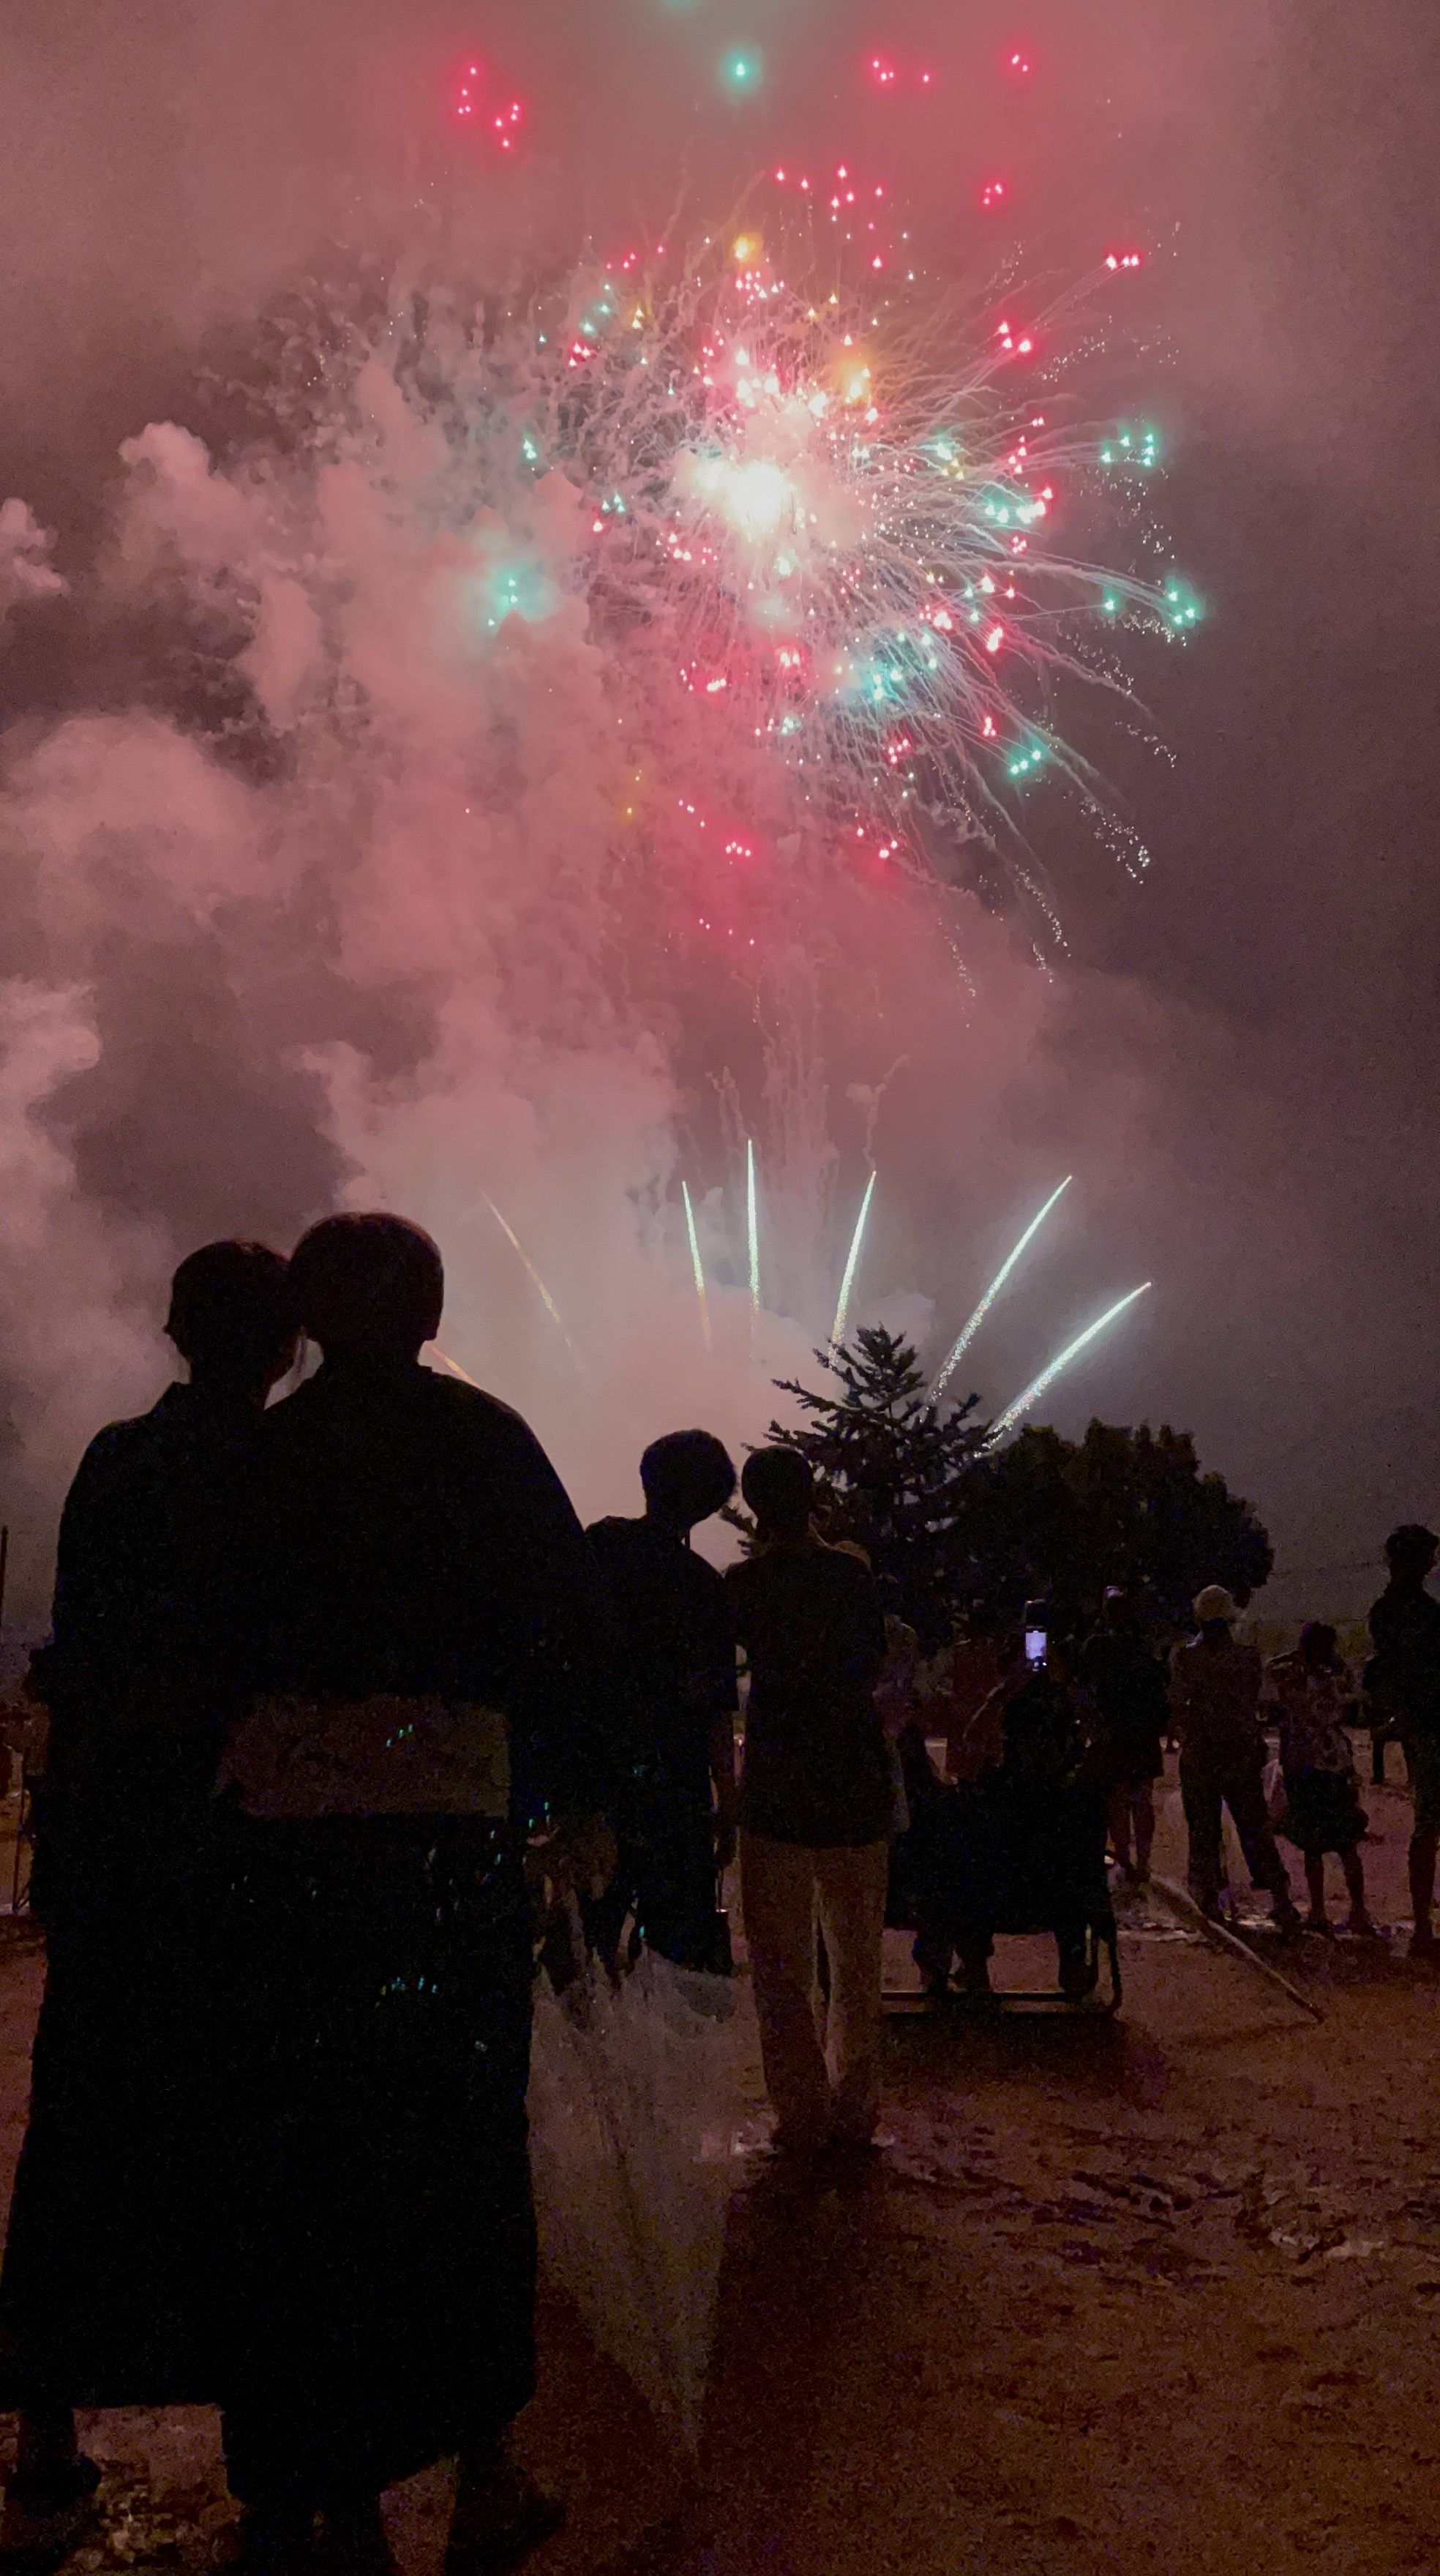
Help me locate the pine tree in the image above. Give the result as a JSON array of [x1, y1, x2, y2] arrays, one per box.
[[762, 1325, 989, 1650], [750, 1333, 1274, 1646]]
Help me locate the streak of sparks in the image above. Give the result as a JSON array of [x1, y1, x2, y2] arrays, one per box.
[[427, 1347, 481, 1388], [746, 1139, 761, 1338], [830, 1170, 877, 1350], [933, 1177, 1073, 1398], [983, 1284, 1152, 1446], [481, 1194, 585, 1377], [682, 1180, 712, 1352]]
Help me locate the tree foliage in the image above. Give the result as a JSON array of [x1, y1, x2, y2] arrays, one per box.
[[762, 1326, 988, 1650], [760, 1327, 1272, 1641], [974, 1418, 1273, 1630]]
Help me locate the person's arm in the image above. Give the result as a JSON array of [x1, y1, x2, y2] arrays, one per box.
[[1363, 1597, 1403, 1712], [1143, 1652, 1171, 1727], [697, 1579, 740, 1863], [48, 1430, 130, 1674], [1166, 1645, 1190, 1740], [952, 1680, 1008, 1782], [708, 1711, 739, 1867], [485, 1412, 620, 1846], [1264, 1653, 1308, 1728]]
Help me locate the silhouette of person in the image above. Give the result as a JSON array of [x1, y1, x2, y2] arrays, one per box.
[[914, 1624, 1113, 2002], [727, 1448, 890, 2160], [1366, 1524, 1440, 1956], [1080, 1586, 1169, 1884], [586, 1429, 738, 1972], [0, 1242, 298, 2558], [214, 1213, 615, 2575], [1169, 1585, 1300, 1930], [1268, 1622, 1373, 1935]]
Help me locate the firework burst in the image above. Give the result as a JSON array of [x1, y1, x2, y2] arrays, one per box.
[[413, 211, 1189, 938]]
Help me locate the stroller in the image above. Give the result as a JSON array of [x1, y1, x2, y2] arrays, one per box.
[[886, 1701, 1122, 2015]]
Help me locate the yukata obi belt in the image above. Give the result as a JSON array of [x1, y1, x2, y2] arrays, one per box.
[[216, 1696, 510, 1820]]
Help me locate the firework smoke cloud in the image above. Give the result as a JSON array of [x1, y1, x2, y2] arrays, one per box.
[[0, 0, 1210, 1619]]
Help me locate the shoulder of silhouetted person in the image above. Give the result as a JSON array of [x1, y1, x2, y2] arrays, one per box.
[[587, 1513, 637, 1550], [726, 1530, 881, 1630], [258, 1354, 571, 1492], [727, 1528, 867, 1597]]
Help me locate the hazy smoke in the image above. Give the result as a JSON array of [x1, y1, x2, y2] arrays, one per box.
[[1, 0, 1434, 1625]]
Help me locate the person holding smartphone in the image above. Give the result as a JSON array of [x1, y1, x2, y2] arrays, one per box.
[[914, 1618, 1108, 1999]]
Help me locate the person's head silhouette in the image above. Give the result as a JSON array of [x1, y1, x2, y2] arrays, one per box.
[[1298, 1620, 1339, 1670], [165, 1240, 296, 1404], [741, 1446, 814, 1543], [289, 1213, 444, 1363], [1385, 1524, 1438, 1589], [640, 1430, 736, 1538], [1192, 1584, 1238, 1640]]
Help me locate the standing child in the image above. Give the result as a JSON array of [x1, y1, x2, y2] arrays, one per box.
[[1269, 1622, 1375, 1935]]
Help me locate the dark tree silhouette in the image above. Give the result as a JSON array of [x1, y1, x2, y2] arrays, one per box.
[[746, 1329, 1272, 1644], [974, 1418, 1272, 1630]]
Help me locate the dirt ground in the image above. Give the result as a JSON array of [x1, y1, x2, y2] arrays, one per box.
[[2, 1756, 1440, 2576]]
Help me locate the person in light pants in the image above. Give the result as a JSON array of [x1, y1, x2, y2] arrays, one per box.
[[739, 1832, 891, 2153], [727, 1450, 890, 2158]]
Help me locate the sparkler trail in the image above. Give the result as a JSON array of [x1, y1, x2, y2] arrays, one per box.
[[830, 1171, 877, 1350], [428, 1347, 481, 1388], [746, 1140, 762, 1338], [681, 1180, 712, 1352], [983, 1283, 1152, 1445], [481, 1194, 586, 1377], [933, 1176, 1073, 1398]]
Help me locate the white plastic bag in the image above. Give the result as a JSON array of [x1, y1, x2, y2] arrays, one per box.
[[1261, 1756, 1289, 1832], [528, 1946, 749, 2453]]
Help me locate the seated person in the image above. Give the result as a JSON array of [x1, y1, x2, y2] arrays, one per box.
[[912, 1630, 1111, 1999], [928, 1627, 1010, 1782]]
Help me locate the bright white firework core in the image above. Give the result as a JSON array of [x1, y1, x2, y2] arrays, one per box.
[[687, 453, 794, 540]]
